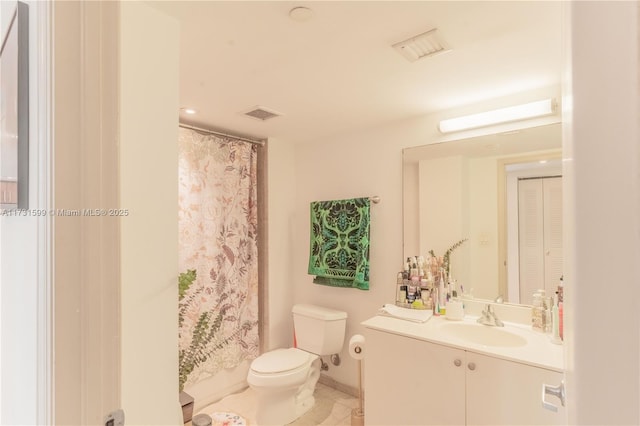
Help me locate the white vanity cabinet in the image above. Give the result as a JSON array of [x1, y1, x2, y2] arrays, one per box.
[[365, 327, 466, 425], [364, 326, 565, 426], [465, 351, 565, 425]]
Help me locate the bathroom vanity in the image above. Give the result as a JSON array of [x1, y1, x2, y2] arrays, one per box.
[[362, 314, 565, 425]]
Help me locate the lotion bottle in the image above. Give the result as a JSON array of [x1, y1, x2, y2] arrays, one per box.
[[558, 301, 564, 340], [550, 297, 562, 344], [439, 269, 446, 314]]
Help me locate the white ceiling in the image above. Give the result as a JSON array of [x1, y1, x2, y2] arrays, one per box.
[[149, 1, 562, 144]]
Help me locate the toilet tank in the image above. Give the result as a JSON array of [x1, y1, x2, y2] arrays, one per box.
[[292, 304, 347, 355]]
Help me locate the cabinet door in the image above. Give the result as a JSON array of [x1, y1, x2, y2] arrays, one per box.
[[364, 329, 465, 426], [466, 352, 566, 425]]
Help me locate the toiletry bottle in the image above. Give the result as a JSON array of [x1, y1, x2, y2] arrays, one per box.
[[423, 294, 433, 311], [544, 296, 552, 334], [531, 292, 544, 332], [407, 281, 417, 304], [420, 278, 429, 304], [400, 285, 407, 305], [396, 272, 404, 304], [551, 296, 561, 344], [558, 301, 564, 340], [439, 269, 446, 314], [557, 276, 564, 303]]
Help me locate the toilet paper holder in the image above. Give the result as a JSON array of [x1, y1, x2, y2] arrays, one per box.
[[348, 334, 365, 426]]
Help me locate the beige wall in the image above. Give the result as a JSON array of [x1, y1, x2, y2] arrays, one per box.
[[290, 123, 405, 390], [467, 156, 497, 299], [266, 137, 297, 352], [419, 155, 465, 265], [119, 2, 181, 424]]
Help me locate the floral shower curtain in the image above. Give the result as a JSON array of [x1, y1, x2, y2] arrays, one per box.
[[178, 127, 259, 391]]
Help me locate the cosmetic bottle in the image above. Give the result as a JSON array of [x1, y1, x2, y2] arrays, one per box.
[[439, 269, 446, 314], [550, 296, 562, 344], [544, 296, 552, 334], [558, 301, 564, 340], [420, 279, 429, 302], [557, 276, 564, 303], [406, 283, 417, 304], [531, 291, 545, 332], [401, 286, 408, 304]]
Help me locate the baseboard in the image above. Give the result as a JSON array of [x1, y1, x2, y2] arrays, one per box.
[[318, 374, 361, 399], [184, 360, 251, 413]]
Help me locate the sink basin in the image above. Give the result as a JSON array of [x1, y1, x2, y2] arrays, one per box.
[[440, 323, 528, 347]]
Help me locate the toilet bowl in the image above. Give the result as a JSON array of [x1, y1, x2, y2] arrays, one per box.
[[247, 348, 321, 425], [247, 304, 347, 425]]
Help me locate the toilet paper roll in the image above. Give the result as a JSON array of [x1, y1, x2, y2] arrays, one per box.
[[349, 334, 366, 360]]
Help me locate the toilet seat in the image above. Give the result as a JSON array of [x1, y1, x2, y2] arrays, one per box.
[[247, 348, 318, 389], [251, 348, 311, 374]]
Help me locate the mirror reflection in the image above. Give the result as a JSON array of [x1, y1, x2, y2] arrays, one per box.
[[403, 123, 562, 305]]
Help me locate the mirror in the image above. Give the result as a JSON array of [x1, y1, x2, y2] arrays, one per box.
[[0, 2, 29, 210], [403, 123, 562, 305]]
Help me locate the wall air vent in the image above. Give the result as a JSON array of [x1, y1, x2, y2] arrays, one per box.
[[392, 28, 450, 62], [241, 106, 282, 121]]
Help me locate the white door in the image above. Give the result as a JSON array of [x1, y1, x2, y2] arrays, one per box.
[[518, 176, 563, 304]]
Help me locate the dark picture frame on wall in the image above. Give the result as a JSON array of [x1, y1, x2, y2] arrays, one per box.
[[0, 1, 29, 210]]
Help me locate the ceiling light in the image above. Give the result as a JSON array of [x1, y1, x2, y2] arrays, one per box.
[[438, 99, 556, 134], [289, 7, 313, 22], [181, 108, 197, 115], [393, 28, 450, 62]]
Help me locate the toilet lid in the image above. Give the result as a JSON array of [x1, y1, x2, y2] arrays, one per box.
[[251, 348, 310, 374]]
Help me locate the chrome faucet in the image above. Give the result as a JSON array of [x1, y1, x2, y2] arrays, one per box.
[[477, 304, 504, 327]]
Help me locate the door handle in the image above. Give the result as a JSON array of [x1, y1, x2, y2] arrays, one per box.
[[542, 380, 565, 412]]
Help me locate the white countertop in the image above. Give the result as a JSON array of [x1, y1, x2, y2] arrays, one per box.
[[361, 314, 564, 372]]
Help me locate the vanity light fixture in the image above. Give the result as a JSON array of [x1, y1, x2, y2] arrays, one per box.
[[438, 99, 556, 134]]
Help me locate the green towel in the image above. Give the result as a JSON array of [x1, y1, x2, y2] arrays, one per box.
[[308, 197, 370, 290]]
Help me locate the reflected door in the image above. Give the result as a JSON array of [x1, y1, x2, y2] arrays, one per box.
[[518, 176, 563, 304]]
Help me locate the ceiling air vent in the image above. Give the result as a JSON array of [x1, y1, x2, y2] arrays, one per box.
[[241, 106, 282, 121], [392, 28, 450, 62]]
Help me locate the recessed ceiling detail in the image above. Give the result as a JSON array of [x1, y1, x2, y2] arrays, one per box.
[[289, 6, 314, 22], [241, 106, 282, 121], [392, 28, 450, 62]]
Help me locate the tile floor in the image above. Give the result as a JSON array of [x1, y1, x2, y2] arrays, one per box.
[[190, 382, 360, 426]]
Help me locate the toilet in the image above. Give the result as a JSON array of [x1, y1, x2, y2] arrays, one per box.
[[247, 304, 347, 425]]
